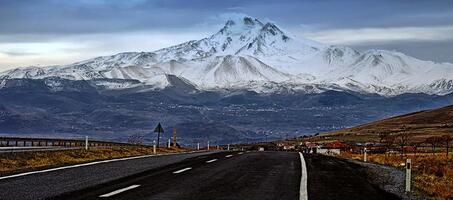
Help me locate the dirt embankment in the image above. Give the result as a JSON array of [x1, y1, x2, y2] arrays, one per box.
[[0, 146, 189, 175]]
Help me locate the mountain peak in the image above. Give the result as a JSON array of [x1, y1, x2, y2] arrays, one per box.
[[218, 16, 264, 36]]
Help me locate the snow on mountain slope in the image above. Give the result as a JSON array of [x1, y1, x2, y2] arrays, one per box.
[[179, 55, 294, 88], [1, 15, 452, 96]]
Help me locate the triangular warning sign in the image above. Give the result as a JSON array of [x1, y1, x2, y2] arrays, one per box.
[[154, 123, 164, 133]]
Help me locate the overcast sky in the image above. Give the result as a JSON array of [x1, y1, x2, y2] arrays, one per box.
[[1, 0, 452, 71]]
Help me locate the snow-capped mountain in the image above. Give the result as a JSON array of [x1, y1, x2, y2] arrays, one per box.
[[1, 16, 453, 96]]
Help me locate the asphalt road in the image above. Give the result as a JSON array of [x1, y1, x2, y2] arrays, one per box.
[[304, 154, 400, 200], [0, 151, 401, 200], [51, 151, 300, 200], [0, 151, 217, 200]]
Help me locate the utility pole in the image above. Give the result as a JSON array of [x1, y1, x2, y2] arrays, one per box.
[[173, 128, 177, 148]]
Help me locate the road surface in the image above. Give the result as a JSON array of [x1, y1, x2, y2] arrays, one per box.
[[0, 151, 400, 200], [304, 154, 400, 200]]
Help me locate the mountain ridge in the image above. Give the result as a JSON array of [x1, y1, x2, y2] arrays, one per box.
[[1, 15, 453, 96]]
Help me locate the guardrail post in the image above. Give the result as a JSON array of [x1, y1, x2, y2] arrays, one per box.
[[197, 142, 200, 150], [406, 159, 412, 192], [364, 147, 367, 162], [85, 136, 88, 150]]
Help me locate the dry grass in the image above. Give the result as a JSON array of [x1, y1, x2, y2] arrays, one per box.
[[0, 146, 189, 175], [321, 105, 453, 143], [341, 152, 453, 200]]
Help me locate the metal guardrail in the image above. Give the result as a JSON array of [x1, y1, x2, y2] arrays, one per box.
[[0, 136, 143, 148]]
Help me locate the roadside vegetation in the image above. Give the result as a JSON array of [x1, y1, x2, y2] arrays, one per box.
[[340, 151, 452, 199], [0, 146, 188, 175]]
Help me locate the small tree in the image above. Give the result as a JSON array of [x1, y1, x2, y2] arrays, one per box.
[[426, 136, 441, 155], [398, 126, 411, 156], [383, 135, 396, 155], [441, 135, 453, 158], [411, 141, 422, 157], [378, 131, 391, 143]]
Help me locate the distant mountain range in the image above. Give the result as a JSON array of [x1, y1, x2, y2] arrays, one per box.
[[1, 16, 453, 96], [1, 16, 453, 144]]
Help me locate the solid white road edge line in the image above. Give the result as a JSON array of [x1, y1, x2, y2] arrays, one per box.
[[173, 167, 192, 174], [99, 185, 141, 198], [299, 152, 308, 200], [0, 151, 202, 181], [225, 155, 233, 158], [206, 159, 218, 163]]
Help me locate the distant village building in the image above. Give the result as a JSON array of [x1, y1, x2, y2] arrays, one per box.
[[277, 141, 296, 150], [317, 148, 341, 155], [317, 141, 350, 155]]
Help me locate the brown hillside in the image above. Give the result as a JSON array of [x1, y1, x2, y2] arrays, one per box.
[[324, 105, 453, 142]]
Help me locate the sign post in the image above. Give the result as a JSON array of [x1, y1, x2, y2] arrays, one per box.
[[154, 123, 164, 148], [173, 128, 177, 148], [406, 159, 412, 192]]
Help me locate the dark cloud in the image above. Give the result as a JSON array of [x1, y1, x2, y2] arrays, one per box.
[[0, 0, 213, 34], [0, 0, 452, 34], [0, 0, 452, 65]]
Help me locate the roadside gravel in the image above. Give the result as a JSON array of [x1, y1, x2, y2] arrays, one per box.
[[346, 158, 427, 200]]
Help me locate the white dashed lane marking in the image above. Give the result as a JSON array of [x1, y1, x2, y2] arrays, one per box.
[[206, 159, 218, 163], [99, 185, 140, 198], [173, 167, 192, 174]]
